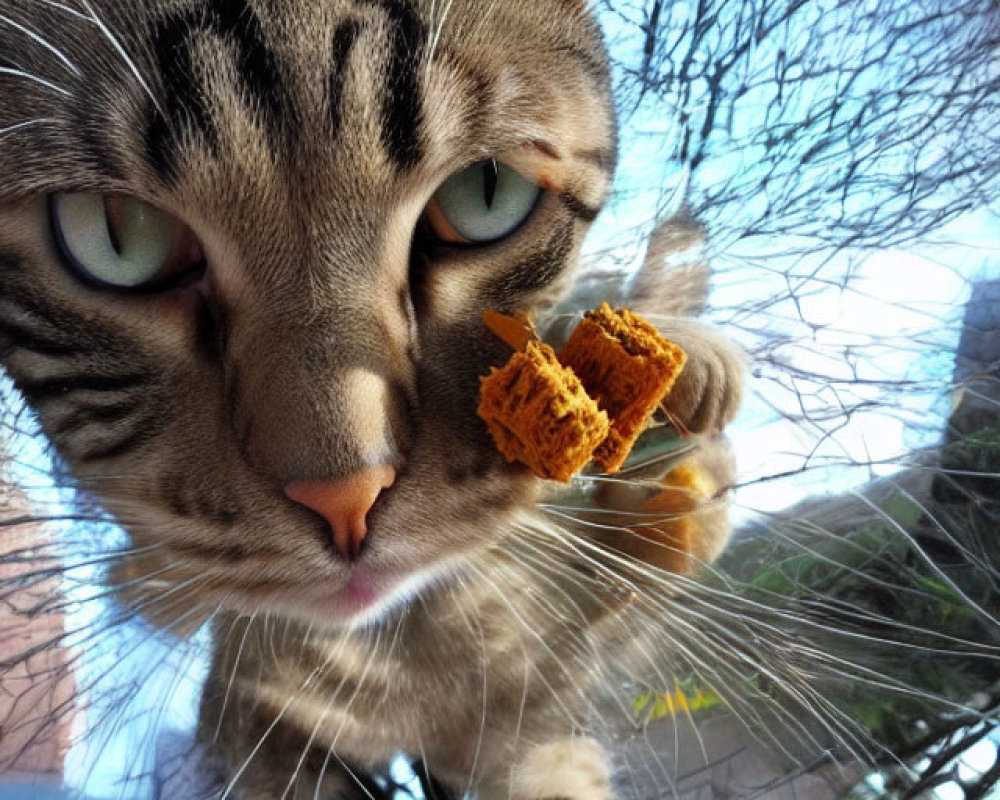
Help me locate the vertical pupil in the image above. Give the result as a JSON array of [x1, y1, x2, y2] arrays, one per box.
[[483, 159, 499, 209], [103, 197, 123, 256]]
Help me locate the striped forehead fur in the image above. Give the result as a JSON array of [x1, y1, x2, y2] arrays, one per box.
[[0, 0, 615, 201]]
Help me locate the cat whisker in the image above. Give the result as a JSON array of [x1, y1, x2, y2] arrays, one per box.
[[0, 537, 148, 569], [635, 737, 680, 800], [1, 593, 212, 778], [1, 508, 120, 528], [29, 0, 90, 23], [507, 644, 531, 797], [539, 504, 646, 534], [470, 554, 584, 650], [463, 560, 596, 727], [0, 566, 189, 681], [505, 529, 679, 719], [534, 515, 852, 641], [125, 600, 219, 733], [854, 486, 1000, 622], [0, 11, 80, 76], [744, 520, 1000, 652], [213, 610, 259, 744], [56, 560, 183, 618], [67, 596, 217, 786], [503, 534, 603, 628], [750, 515, 955, 607], [557, 522, 993, 761], [282, 632, 373, 800], [219, 659, 331, 800], [66, 575, 211, 680], [539, 503, 661, 519], [496, 547, 642, 710], [612, 443, 701, 475], [0, 67, 70, 96], [424, 0, 455, 81], [75, 0, 165, 118], [327, 626, 384, 749], [520, 522, 876, 764], [711, 535, 1000, 654], [507, 537, 696, 790], [307, 629, 386, 799], [0, 555, 168, 622], [312, 747, 335, 800], [332, 752, 380, 800], [377, 611, 407, 709], [448, 590, 488, 799], [2, 538, 165, 572], [69, 569, 204, 647], [616, 750, 659, 800]]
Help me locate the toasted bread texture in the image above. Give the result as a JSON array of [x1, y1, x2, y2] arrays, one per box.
[[477, 340, 611, 482], [559, 304, 687, 472]]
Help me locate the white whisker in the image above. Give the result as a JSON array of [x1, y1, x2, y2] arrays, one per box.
[[30, 0, 90, 22], [463, 560, 593, 726], [424, 0, 455, 81], [0, 67, 70, 96], [454, 597, 487, 800], [518, 521, 873, 761], [0, 11, 80, 75], [281, 632, 363, 800], [213, 611, 259, 744], [76, 0, 165, 118], [850, 488, 999, 628], [219, 657, 329, 800]]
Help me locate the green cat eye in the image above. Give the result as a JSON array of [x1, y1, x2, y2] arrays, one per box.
[[50, 194, 204, 290], [426, 160, 541, 244]]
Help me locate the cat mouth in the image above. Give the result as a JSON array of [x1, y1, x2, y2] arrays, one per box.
[[305, 567, 415, 624], [307, 572, 389, 619], [305, 559, 453, 625], [336, 573, 385, 611]]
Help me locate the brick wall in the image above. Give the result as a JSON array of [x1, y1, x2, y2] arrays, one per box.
[[0, 484, 77, 777]]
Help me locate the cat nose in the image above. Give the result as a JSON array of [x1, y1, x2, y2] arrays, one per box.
[[284, 466, 396, 561]]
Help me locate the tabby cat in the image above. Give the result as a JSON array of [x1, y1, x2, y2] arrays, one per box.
[[0, 1, 744, 797]]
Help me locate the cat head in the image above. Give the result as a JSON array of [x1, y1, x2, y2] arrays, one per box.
[[0, 0, 617, 625]]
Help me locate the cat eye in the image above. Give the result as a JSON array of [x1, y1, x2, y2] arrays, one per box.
[[424, 160, 541, 244], [49, 194, 204, 290]]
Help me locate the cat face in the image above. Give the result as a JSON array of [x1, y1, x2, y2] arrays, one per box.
[[0, 0, 616, 625]]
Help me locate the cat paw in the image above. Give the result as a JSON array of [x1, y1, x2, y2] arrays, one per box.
[[505, 737, 616, 800], [656, 319, 745, 435]]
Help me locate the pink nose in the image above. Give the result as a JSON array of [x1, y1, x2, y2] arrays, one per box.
[[284, 466, 396, 560]]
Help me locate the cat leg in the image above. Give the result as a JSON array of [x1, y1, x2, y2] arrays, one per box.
[[480, 737, 616, 800], [653, 317, 745, 436]]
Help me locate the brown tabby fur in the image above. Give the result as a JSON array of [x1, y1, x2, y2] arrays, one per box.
[[0, 1, 743, 796]]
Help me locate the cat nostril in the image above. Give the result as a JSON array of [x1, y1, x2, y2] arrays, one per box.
[[284, 466, 396, 561]]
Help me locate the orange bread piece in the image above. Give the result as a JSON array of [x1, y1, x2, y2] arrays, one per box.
[[559, 303, 687, 472], [478, 339, 610, 482]]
